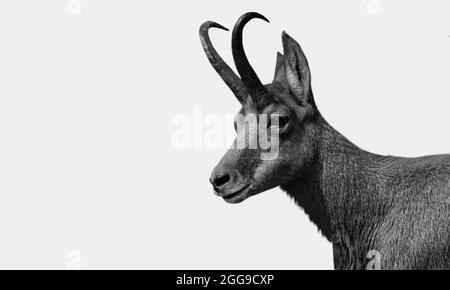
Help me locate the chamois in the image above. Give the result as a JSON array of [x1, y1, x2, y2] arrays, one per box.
[[200, 12, 450, 270]]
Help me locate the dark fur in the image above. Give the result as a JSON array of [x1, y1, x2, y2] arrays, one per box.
[[203, 14, 450, 270], [280, 112, 450, 269]]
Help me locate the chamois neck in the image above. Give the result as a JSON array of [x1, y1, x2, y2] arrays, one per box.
[[281, 115, 385, 248]]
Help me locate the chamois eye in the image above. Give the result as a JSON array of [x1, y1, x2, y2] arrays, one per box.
[[268, 115, 289, 128], [278, 116, 289, 128], [267, 114, 290, 134]]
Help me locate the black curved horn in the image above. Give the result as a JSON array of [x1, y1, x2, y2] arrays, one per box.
[[200, 21, 247, 103], [232, 12, 270, 102]]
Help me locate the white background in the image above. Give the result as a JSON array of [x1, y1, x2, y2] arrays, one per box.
[[0, 0, 449, 269]]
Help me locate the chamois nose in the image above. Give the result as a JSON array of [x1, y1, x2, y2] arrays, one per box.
[[210, 172, 231, 189]]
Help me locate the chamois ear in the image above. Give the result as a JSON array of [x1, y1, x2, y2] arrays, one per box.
[[273, 52, 287, 85], [282, 31, 311, 105]]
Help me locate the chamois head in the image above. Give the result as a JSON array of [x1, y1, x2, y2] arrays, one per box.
[[201, 12, 318, 203]]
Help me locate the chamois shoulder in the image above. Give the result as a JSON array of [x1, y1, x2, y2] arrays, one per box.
[[373, 154, 450, 173], [371, 154, 450, 198]]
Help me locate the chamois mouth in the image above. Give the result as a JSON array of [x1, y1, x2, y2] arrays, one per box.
[[222, 184, 251, 204]]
